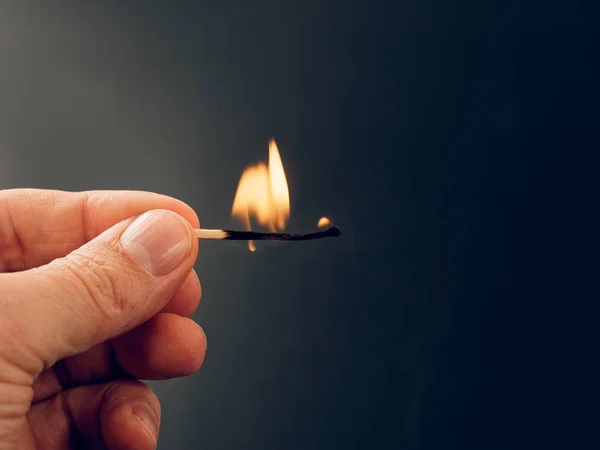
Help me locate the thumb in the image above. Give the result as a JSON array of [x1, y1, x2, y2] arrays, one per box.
[[2, 209, 198, 372]]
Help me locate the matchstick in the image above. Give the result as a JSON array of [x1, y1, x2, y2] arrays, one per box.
[[193, 226, 341, 241]]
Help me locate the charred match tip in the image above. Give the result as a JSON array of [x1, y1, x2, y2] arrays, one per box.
[[327, 226, 342, 237], [223, 225, 341, 241], [194, 226, 341, 241]]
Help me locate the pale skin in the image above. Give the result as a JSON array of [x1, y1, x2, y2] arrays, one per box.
[[0, 189, 207, 450]]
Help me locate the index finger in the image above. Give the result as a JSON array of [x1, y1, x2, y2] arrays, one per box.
[[0, 189, 200, 271]]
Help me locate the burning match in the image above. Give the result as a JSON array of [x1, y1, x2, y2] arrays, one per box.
[[193, 225, 341, 241], [199, 138, 340, 251]]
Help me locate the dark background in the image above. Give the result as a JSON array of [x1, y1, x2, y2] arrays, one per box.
[[1, 2, 597, 449]]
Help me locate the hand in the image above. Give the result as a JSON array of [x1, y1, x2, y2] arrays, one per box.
[[0, 189, 206, 450]]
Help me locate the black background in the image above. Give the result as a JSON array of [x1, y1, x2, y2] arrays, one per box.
[[1, 1, 597, 449]]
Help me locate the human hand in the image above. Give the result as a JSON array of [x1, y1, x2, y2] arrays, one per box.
[[0, 189, 206, 450]]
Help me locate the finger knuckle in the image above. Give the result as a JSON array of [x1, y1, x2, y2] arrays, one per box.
[[54, 251, 137, 322]]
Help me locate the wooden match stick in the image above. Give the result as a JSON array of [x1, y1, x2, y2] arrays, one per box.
[[193, 226, 341, 241]]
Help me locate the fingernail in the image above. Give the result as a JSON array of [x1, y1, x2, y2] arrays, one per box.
[[120, 210, 192, 276], [132, 403, 159, 444]]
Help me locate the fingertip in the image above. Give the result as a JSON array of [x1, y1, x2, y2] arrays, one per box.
[[119, 209, 196, 277], [187, 321, 207, 374], [169, 197, 200, 229], [103, 404, 157, 450], [159, 315, 207, 375], [80, 190, 201, 232], [161, 269, 202, 316], [101, 383, 161, 450], [131, 403, 160, 447], [54, 379, 161, 450], [113, 313, 207, 379]]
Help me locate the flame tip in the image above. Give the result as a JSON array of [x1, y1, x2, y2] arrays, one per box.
[[231, 138, 290, 250], [317, 217, 332, 228]]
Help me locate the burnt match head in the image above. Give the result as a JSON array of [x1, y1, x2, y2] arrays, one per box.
[[327, 226, 342, 237], [222, 225, 342, 242]]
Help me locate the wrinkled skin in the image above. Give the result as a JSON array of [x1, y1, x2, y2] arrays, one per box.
[[0, 189, 207, 450]]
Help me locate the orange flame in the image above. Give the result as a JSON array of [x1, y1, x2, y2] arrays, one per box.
[[231, 139, 290, 251], [317, 217, 331, 228]]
